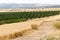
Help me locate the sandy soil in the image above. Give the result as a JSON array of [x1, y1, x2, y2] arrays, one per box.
[[0, 8, 60, 12], [11, 22, 53, 40], [10, 15, 60, 40]]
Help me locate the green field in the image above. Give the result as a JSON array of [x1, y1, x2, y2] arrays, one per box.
[[0, 11, 60, 25]]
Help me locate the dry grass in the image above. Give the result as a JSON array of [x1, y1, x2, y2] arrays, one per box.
[[46, 32, 60, 40], [53, 21, 60, 30]]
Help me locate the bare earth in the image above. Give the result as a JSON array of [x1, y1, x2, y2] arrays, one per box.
[[0, 8, 60, 12], [10, 15, 60, 40]]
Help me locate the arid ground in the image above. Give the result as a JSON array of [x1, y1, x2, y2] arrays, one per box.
[[0, 8, 60, 12], [10, 15, 60, 40]]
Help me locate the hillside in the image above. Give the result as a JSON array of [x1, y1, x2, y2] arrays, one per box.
[[11, 15, 60, 40]]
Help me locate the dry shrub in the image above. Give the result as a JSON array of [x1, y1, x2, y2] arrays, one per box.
[[53, 21, 60, 30], [11, 32, 23, 39], [31, 24, 39, 30], [46, 32, 60, 40], [10, 29, 32, 39]]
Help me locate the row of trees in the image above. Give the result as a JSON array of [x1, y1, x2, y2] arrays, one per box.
[[0, 11, 60, 24]]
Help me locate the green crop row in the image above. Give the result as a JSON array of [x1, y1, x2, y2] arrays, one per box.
[[0, 11, 60, 25]]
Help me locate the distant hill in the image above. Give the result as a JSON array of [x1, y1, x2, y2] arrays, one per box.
[[0, 3, 60, 8]]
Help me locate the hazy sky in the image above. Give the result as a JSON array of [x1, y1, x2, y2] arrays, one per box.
[[0, 0, 60, 4]]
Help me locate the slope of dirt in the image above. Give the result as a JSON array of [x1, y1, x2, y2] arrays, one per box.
[[11, 15, 60, 40], [11, 22, 56, 40]]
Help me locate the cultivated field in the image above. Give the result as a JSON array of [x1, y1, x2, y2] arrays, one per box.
[[0, 11, 60, 25]]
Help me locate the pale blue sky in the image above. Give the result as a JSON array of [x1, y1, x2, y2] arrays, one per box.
[[0, 0, 60, 4]]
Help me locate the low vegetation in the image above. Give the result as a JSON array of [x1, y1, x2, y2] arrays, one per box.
[[46, 33, 60, 40], [0, 11, 60, 25], [53, 20, 60, 30]]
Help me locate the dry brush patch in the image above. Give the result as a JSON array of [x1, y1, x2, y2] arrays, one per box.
[[46, 32, 60, 40], [53, 20, 60, 30], [31, 24, 39, 30]]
